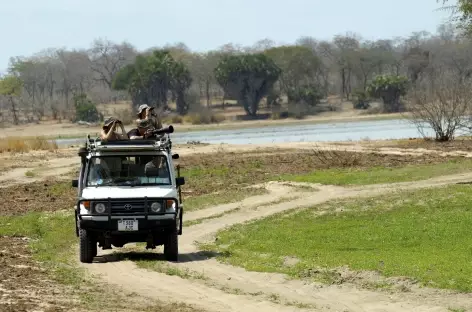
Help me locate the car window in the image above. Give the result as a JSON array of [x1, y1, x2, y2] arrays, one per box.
[[86, 155, 170, 187]]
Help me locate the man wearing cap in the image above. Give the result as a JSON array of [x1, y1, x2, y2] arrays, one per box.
[[127, 119, 155, 140], [136, 104, 162, 129]]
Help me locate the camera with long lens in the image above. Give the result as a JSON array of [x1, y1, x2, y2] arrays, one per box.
[[144, 125, 174, 139]]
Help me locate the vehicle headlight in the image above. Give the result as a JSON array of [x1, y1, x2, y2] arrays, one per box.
[[94, 203, 106, 214], [150, 202, 162, 213], [166, 201, 176, 213]]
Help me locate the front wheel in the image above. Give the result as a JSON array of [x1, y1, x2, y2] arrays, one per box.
[[163, 233, 178, 262], [79, 229, 96, 263]]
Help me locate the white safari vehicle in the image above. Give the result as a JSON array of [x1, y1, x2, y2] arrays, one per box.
[[71, 125, 185, 263]]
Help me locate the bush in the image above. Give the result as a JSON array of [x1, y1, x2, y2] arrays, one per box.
[[352, 90, 370, 109], [73, 94, 103, 123], [366, 75, 408, 113], [287, 86, 323, 107]]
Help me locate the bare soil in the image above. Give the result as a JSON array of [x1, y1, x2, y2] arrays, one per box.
[[0, 236, 79, 312], [0, 179, 76, 216]]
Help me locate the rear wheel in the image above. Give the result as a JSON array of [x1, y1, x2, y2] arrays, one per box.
[[79, 229, 96, 263], [164, 233, 178, 262]]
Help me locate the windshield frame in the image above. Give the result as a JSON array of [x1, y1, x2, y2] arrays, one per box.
[[84, 153, 172, 188]]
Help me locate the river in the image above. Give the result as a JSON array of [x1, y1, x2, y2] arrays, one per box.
[[55, 118, 449, 146]]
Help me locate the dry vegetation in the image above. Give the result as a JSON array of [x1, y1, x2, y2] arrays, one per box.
[[176, 148, 460, 197], [377, 136, 472, 151], [0, 236, 80, 312], [0, 136, 58, 153]]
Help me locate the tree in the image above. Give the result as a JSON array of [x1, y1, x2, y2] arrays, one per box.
[[73, 93, 102, 123], [333, 34, 361, 99], [214, 53, 281, 116], [89, 38, 136, 89], [407, 65, 472, 141], [0, 75, 23, 125], [112, 50, 192, 114], [438, 0, 472, 35], [366, 75, 408, 113], [264, 45, 322, 95]]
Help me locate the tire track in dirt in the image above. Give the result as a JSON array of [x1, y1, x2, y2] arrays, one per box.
[[81, 172, 472, 312]]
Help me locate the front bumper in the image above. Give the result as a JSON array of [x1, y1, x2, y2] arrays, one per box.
[[75, 197, 182, 235], [79, 216, 176, 233]]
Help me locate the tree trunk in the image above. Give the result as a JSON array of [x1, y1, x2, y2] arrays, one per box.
[[205, 80, 211, 107], [9, 96, 19, 125]]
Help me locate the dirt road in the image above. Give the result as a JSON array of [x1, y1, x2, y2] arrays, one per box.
[[81, 172, 472, 312]]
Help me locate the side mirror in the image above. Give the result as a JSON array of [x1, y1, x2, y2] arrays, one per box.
[[72, 179, 78, 188], [172, 153, 180, 159], [176, 177, 185, 187]]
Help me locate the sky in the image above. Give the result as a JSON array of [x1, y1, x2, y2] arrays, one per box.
[[0, 0, 451, 72]]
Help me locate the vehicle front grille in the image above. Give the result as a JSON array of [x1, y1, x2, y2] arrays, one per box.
[[110, 200, 146, 214]]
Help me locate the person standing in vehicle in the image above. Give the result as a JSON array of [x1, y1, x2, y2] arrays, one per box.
[[127, 119, 154, 140], [136, 104, 162, 130], [100, 117, 128, 141]]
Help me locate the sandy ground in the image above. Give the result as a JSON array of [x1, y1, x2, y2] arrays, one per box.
[[81, 174, 472, 312], [0, 111, 405, 138]]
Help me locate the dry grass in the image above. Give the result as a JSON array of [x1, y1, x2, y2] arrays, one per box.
[[183, 111, 226, 125], [163, 115, 184, 124], [0, 136, 58, 153], [178, 148, 458, 197], [378, 136, 472, 151]]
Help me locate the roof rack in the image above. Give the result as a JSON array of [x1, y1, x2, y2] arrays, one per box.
[[84, 125, 174, 154]]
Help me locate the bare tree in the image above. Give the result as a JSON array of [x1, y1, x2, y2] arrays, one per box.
[[407, 66, 472, 141], [88, 38, 136, 90]]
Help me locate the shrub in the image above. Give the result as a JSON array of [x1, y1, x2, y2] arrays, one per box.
[[287, 86, 323, 107], [366, 75, 408, 113], [352, 89, 370, 109], [73, 94, 103, 123]]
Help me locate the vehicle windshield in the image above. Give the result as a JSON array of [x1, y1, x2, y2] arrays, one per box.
[[85, 155, 171, 187]]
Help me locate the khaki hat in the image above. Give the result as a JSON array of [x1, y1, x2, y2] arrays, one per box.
[[103, 117, 115, 128], [136, 118, 152, 129], [137, 104, 153, 115]]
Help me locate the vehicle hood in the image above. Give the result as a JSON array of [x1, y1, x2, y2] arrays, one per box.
[[81, 186, 177, 199]]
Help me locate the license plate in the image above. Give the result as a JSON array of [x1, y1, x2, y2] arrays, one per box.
[[117, 219, 138, 231]]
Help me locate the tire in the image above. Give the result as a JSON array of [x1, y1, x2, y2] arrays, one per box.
[[79, 229, 96, 263], [164, 233, 178, 262], [92, 242, 98, 257]]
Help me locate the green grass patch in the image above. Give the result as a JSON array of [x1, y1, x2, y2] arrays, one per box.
[[202, 185, 472, 292], [183, 187, 268, 212], [25, 170, 35, 177], [281, 158, 472, 185], [0, 211, 81, 284]]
